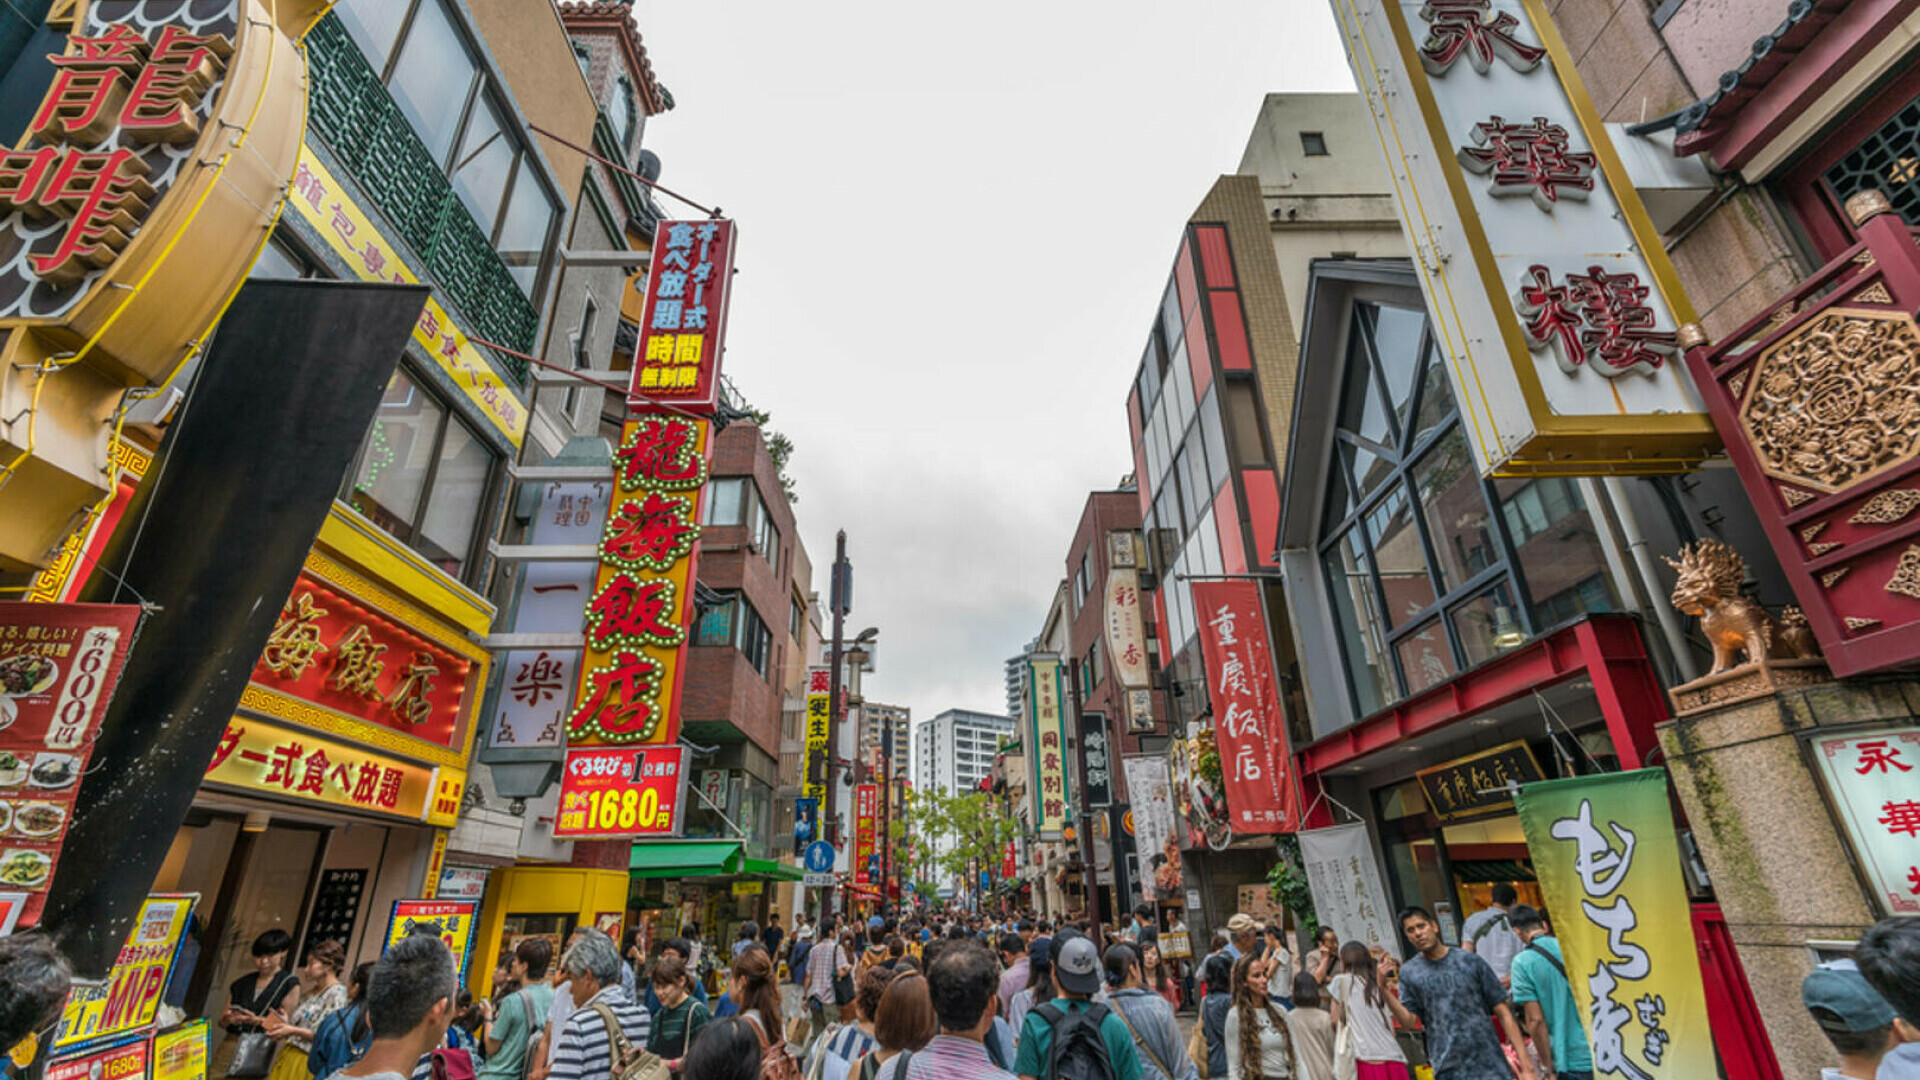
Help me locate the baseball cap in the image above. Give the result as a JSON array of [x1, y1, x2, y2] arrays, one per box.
[[1055, 936, 1102, 995], [1029, 936, 1052, 966], [868, 916, 885, 929], [1227, 913, 1259, 935], [1804, 967, 1896, 1032]]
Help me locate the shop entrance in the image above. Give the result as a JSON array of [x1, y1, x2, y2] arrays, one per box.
[[1373, 778, 1541, 947]]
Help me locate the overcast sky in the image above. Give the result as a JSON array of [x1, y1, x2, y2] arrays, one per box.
[[630, 1, 1354, 722]]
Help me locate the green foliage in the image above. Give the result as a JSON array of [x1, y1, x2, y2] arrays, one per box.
[[747, 408, 798, 504], [893, 786, 1022, 891], [1267, 833, 1318, 939]]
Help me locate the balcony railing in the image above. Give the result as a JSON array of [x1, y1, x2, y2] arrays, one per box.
[[304, 15, 538, 381], [1682, 190, 1920, 677]]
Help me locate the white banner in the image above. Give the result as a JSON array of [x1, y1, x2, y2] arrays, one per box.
[[1298, 823, 1401, 961], [1104, 567, 1150, 690], [1124, 755, 1177, 902]]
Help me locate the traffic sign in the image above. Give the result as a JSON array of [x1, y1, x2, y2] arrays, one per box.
[[804, 840, 835, 873], [803, 872, 835, 888]]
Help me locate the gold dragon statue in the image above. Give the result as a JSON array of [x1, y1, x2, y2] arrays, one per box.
[[1665, 539, 1821, 674]]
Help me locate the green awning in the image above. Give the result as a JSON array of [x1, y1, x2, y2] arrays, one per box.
[[744, 858, 802, 882], [630, 841, 743, 878]]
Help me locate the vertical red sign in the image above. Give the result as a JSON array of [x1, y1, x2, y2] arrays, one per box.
[[1191, 581, 1300, 834], [1001, 840, 1016, 879], [0, 601, 143, 926], [630, 220, 736, 413], [853, 783, 878, 887]]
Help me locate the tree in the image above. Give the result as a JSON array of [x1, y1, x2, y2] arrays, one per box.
[[893, 787, 1021, 896], [747, 408, 798, 504]]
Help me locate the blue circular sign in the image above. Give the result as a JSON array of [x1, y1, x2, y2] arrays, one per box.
[[805, 840, 835, 873]]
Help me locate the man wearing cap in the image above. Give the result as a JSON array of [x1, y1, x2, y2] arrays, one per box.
[[1012, 936, 1142, 1080], [1225, 914, 1259, 962], [1803, 966, 1907, 1080]]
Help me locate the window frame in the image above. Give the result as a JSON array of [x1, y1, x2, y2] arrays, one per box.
[[1313, 301, 1536, 709], [337, 361, 503, 587], [1778, 60, 1920, 259]]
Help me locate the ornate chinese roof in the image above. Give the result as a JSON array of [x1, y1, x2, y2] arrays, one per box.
[[558, 0, 669, 115], [1669, 0, 1850, 158]]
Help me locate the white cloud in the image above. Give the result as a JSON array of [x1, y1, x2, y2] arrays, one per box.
[[629, 0, 1353, 717]]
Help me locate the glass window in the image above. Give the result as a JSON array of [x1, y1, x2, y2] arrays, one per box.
[[1224, 382, 1268, 470], [1137, 344, 1162, 420], [1411, 428, 1495, 593], [1184, 426, 1214, 515], [416, 419, 491, 576], [695, 593, 737, 646], [1167, 340, 1195, 436], [450, 94, 515, 239], [789, 596, 804, 640], [1364, 483, 1437, 627], [496, 169, 557, 297], [1338, 318, 1395, 452], [1453, 581, 1524, 667], [345, 370, 443, 541], [1396, 618, 1457, 694], [1322, 527, 1394, 715], [333, 0, 410, 73], [611, 78, 637, 157], [249, 239, 307, 280], [1174, 446, 1203, 535], [1369, 303, 1427, 435], [1410, 337, 1456, 447], [1495, 477, 1618, 627], [385, 0, 476, 165], [1341, 438, 1395, 502], [1198, 389, 1229, 496], [341, 368, 500, 585], [758, 513, 779, 570], [703, 478, 746, 526]]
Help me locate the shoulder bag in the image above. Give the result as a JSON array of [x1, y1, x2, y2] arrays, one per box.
[[831, 949, 855, 1008], [1184, 1013, 1209, 1080], [1109, 998, 1176, 1079], [742, 1013, 802, 1080], [228, 971, 296, 1079], [588, 1002, 668, 1080], [1331, 979, 1358, 1080]]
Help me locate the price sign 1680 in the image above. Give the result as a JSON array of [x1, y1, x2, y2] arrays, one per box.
[[585, 786, 669, 832]]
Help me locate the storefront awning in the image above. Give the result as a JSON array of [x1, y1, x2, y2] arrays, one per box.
[[743, 858, 802, 882], [630, 841, 745, 878]]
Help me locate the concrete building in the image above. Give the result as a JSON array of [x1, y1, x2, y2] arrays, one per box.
[[914, 708, 1015, 796], [1004, 638, 1037, 720], [862, 701, 910, 781]]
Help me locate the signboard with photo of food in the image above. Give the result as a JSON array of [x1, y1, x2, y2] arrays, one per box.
[[0, 602, 144, 927]]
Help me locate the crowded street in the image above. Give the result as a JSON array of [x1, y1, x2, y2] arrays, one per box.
[[0, 2, 1918, 1080]]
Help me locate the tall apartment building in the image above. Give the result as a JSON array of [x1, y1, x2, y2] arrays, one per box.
[[1004, 638, 1037, 719], [914, 709, 1015, 795], [862, 701, 910, 780]]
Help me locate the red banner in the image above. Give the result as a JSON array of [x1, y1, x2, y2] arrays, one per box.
[[48, 1034, 148, 1080], [630, 220, 735, 413], [1002, 840, 1016, 879], [853, 783, 878, 887], [1191, 581, 1300, 834], [553, 745, 688, 837], [252, 572, 472, 750], [0, 601, 142, 927]]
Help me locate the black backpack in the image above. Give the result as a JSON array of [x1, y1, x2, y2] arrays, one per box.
[[1035, 1002, 1118, 1080]]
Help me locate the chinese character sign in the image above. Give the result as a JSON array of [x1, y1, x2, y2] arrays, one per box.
[[631, 220, 736, 412], [1328, 0, 1710, 476], [252, 572, 475, 751], [854, 784, 878, 888], [57, 892, 197, 1048], [567, 417, 709, 746], [1415, 740, 1545, 822], [1079, 712, 1113, 809], [1808, 724, 1920, 916], [1123, 756, 1177, 902], [1191, 582, 1301, 834], [1104, 566, 1150, 691], [553, 745, 686, 838], [803, 666, 831, 806], [1298, 824, 1401, 961], [1515, 769, 1713, 1080], [203, 717, 450, 824], [0, 601, 142, 927], [1025, 656, 1070, 839]]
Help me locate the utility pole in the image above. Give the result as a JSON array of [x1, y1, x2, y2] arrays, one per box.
[[825, 531, 848, 916]]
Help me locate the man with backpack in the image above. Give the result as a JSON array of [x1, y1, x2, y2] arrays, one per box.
[[479, 939, 555, 1080], [1012, 937, 1142, 1080], [1507, 906, 1592, 1080], [547, 932, 651, 1080], [1459, 883, 1524, 988]]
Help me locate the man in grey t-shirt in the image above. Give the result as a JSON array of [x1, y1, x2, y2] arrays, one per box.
[[1386, 906, 1535, 1080]]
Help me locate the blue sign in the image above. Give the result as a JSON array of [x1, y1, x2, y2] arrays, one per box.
[[979, 870, 990, 894], [805, 840, 836, 874]]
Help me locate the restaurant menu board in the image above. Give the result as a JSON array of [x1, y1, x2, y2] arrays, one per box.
[[48, 1032, 150, 1080], [385, 899, 478, 982], [0, 602, 143, 927], [303, 869, 366, 959], [152, 1022, 208, 1080], [57, 894, 197, 1049]]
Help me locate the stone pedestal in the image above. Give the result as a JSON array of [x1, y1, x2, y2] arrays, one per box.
[[1659, 667, 1920, 1079]]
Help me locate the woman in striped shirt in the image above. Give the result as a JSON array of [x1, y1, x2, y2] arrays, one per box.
[[806, 966, 896, 1080]]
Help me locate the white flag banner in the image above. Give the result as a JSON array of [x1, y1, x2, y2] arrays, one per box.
[[1298, 823, 1400, 961], [1123, 755, 1176, 902]]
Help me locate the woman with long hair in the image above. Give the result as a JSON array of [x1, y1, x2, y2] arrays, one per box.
[[1199, 953, 1235, 1079], [1142, 944, 1180, 1009], [304, 961, 371, 1078], [1224, 952, 1294, 1079], [1006, 939, 1054, 1034], [1325, 941, 1407, 1080], [863, 973, 935, 1080], [725, 947, 784, 1046]]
